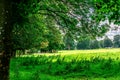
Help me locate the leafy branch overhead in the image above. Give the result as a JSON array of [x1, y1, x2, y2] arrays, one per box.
[[94, 0, 120, 24], [13, 0, 110, 39]]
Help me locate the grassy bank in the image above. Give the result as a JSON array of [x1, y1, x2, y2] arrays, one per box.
[[10, 48, 120, 80]]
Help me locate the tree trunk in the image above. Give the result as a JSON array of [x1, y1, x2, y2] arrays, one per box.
[[0, 0, 14, 80], [67, 44, 71, 50], [0, 53, 11, 80]]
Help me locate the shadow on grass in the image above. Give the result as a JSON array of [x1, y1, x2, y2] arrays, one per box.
[[10, 55, 120, 80]]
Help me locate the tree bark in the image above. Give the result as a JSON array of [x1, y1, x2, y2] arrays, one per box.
[[0, 53, 11, 80], [0, 0, 14, 80]]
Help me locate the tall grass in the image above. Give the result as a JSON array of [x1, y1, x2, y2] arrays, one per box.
[[10, 48, 120, 80]]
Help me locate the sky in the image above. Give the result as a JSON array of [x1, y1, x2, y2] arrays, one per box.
[[106, 23, 120, 40], [97, 21, 120, 41]]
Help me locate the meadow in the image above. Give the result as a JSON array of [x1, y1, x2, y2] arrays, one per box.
[[10, 48, 120, 80]]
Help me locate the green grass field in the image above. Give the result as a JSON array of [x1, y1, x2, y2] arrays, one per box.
[[10, 48, 120, 80]]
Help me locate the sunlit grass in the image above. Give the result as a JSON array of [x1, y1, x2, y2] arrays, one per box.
[[30, 48, 120, 60]]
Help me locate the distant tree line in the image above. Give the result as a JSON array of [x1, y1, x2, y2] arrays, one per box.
[[27, 34, 120, 53], [76, 35, 120, 50]]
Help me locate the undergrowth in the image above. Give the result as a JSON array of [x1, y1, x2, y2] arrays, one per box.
[[10, 54, 120, 80]]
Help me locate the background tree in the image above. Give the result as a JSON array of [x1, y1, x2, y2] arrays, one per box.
[[77, 38, 90, 49], [12, 15, 46, 55], [63, 33, 76, 50], [89, 40, 100, 49], [99, 40, 104, 48], [103, 36, 113, 48], [43, 25, 63, 52], [113, 35, 120, 48]]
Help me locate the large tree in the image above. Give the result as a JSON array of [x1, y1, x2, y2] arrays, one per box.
[[0, 1, 15, 80]]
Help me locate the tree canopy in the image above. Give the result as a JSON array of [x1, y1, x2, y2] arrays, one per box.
[[0, 0, 110, 54]]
